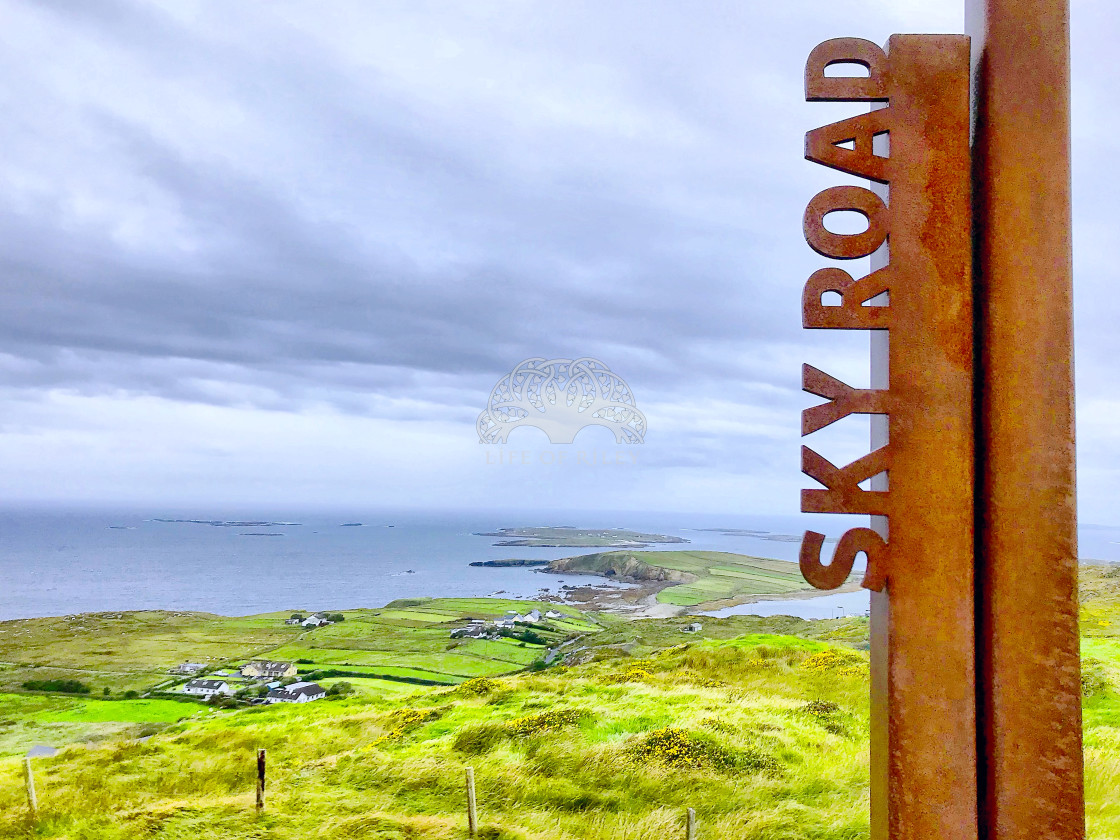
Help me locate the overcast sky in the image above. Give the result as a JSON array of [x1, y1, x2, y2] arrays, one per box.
[[0, 0, 1116, 523]]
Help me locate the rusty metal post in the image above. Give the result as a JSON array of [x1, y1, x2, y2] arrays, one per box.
[[801, 35, 976, 840], [967, 2, 1085, 839]]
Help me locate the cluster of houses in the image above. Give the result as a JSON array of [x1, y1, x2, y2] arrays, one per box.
[[449, 608, 565, 640], [178, 659, 327, 704]]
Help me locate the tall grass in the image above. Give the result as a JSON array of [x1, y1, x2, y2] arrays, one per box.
[[1, 633, 1114, 839]]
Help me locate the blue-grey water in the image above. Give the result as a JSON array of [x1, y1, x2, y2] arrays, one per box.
[[705, 589, 872, 619], [0, 506, 1116, 621]]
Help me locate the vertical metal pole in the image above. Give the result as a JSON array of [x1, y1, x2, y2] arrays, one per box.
[[967, 2, 1085, 839], [686, 807, 697, 840], [256, 748, 266, 812], [465, 766, 478, 836], [802, 34, 976, 839], [24, 757, 37, 819]]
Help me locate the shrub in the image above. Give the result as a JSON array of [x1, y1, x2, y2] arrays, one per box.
[[22, 679, 91, 694], [627, 727, 779, 774], [327, 681, 355, 697], [506, 709, 587, 737], [604, 666, 652, 684], [797, 699, 848, 736], [370, 708, 443, 747], [800, 648, 867, 677], [458, 677, 502, 696], [1082, 658, 1110, 697]]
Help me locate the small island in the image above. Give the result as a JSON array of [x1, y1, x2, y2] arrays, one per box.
[[468, 558, 552, 568], [474, 526, 689, 548]]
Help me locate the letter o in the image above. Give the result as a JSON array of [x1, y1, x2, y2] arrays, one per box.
[[803, 185, 888, 260]]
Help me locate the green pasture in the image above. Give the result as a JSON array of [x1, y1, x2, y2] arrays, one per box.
[[548, 550, 832, 608], [0, 599, 593, 701]]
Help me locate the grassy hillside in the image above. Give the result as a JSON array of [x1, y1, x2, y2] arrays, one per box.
[[0, 567, 1117, 838], [0, 631, 877, 839], [546, 550, 844, 608]]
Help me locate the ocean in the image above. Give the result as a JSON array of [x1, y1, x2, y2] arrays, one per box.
[[1, 506, 1117, 622]]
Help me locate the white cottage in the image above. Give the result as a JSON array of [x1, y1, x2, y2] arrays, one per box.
[[184, 679, 233, 697], [265, 681, 327, 704]]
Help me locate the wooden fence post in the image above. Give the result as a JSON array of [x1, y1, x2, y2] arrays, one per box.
[[24, 757, 37, 819], [465, 766, 478, 836], [686, 807, 697, 840], [256, 748, 266, 812]]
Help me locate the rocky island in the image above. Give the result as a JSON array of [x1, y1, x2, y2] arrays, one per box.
[[474, 526, 689, 548]]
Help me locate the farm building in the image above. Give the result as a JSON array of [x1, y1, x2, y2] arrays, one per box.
[[183, 679, 232, 697], [241, 660, 297, 679], [170, 662, 206, 675], [265, 681, 326, 704]]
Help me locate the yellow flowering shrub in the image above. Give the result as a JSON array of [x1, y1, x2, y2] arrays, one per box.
[[506, 709, 586, 737], [800, 648, 866, 674], [368, 707, 442, 748], [627, 727, 779, 774], [457, 677, 502, 695]]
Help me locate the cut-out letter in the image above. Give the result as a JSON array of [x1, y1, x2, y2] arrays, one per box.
[[804, 186, 888, 260], [805, 108, 891, 183], [805, 38, 889, 102], [801, 445, 890, 515], [802, 364, 891, 435], [802, 265, 891, 329], [800, 528, 888, 591]]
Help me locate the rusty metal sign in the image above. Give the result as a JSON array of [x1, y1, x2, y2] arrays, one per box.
[[799, 36, 977, 840]]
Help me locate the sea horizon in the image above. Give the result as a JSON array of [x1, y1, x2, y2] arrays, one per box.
[[2, 504, 1117, 622]]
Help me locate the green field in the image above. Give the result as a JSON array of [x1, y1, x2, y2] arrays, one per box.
[[547, 550, 837, 607], [1, 591, 1117, 839], [0, 599, 600, 754]]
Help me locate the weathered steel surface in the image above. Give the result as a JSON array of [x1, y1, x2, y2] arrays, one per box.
[[801, 35, 976, 840], [967, 2, 1085, 838]]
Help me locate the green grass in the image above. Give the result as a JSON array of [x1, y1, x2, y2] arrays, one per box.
[[0, 600, 597, 700], [0, 634, 877, 839], [1, 569, 1116, 838]]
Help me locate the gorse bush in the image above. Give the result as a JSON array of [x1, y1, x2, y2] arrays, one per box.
[[453, 709, 589, 753], [625, 727, 779, 775], [370, 707, 444, 747], [458, 677, 502, 696], [800, 649, 867, 677], [507, 709, 587, 737]]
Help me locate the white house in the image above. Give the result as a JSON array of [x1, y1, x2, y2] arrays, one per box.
[[518, 609, 543, 624], [545, 610, 564, 620], [265, 681, 327, 704], [184, 679, 233, 697], [171, 662, 206, 675], [241, 660, 297, 680], [302, 613, 332, 628]]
